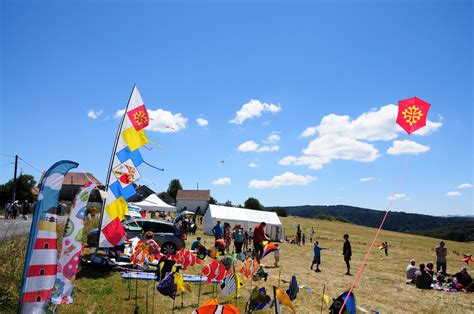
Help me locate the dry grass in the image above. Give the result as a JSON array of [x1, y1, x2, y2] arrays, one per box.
[[1, 216, 473, 313]]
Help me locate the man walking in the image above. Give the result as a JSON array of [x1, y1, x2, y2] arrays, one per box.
[[212, 220, 223, 240], [253, 222, 270, 263]]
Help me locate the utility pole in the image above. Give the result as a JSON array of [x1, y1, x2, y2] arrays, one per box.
[[12, 154, 18, 202], [196, 182, 199, 190]]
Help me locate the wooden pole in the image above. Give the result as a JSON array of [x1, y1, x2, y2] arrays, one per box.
[[320, 284, 326, 314], [197, 269, 203, 306]]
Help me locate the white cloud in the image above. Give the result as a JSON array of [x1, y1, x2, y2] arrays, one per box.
[[87, 109, 103, 119], [360, 177, 374, 182], [114, 108, 188, 133], [249, 171, 316, 189], [303, 105, 442, 141], [264, 132, 281, 144], [148, 109, 188, 133], [114, 109, 125, 119], [299, 126, 318, 138], [457, 183, 473, 190], [237, 140, 279, 153], [387, 193, 411, 201], [279, 155, 330, 170], [212, 177, 231, 185], [447, 191, 462, 197], [238, 141, 259, 152], [196, 118, 208, 126], [230, 99, 281, 124], [248, 163, 259, 168], [387, 140, 430, 155], [304, 135, 380, 162]]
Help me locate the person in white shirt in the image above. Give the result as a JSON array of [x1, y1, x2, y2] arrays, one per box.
[[406, 259, 417, 283]]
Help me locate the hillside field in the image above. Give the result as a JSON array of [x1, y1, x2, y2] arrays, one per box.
[[1, 215, 473, 313]]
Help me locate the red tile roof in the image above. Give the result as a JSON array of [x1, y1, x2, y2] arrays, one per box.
[[176, 190, 210, 201], [38, 172, 103, 187]]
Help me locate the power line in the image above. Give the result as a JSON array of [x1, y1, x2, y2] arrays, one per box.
[[18, 157, 43, 173], [0, 162, 14, 167], [0, 153, 15, 158]]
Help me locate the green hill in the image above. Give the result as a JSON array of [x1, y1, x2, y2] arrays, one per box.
[[268, 205, 474, 242]]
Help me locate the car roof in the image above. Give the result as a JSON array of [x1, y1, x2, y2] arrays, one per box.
[[134, 218, 174, 226]]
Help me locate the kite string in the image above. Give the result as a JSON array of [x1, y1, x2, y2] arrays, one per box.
[[339, 154, 410, 314]]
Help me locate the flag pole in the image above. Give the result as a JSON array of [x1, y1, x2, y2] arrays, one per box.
[[273, 286, 278, 314], [95, 85, 136, 254]]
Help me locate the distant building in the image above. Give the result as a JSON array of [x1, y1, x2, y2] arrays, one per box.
[[38, 172, 103, 202], [176, 190, 210, 214]]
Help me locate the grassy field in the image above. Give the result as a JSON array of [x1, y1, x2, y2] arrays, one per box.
[[1, 215, 473, 313]]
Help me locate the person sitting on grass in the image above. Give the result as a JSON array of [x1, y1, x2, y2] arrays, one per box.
[[406, 259, 417, 284], [452, 266, 472, 290], [425, 262, 435, 277], [310, 241, 329, 272], [144, 231, 161, 259], [191, 236, 202, 251], [415, 263, 432, 289]]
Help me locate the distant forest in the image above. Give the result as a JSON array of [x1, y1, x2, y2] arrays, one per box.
[[268, 205, 474, 242]]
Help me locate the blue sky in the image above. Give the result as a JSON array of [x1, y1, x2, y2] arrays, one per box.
[[1, 0, 472, 216]]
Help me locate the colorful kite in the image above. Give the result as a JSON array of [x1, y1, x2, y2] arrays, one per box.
[[202, 260, 231, 283], [462, 254, 473, 265], [396, 97, 431, 134], [275, 286, 296, 314], [329, 291, 356, 314], [245, 287, 271, 312], [220, 273, 243, 297], [156, 272, 191, 299], [51, 182, 95, 305], [261, 242, 279, 259], [99, 86, 150, 248], [377, 242, 386, 251], [239, 258, 259, 278], [192, 298, 240, 314], [19, 160, 78, 313]]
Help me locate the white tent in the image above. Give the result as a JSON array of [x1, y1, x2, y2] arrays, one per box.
[[130, 194, 177, 213], [203, 204, 283, 241]]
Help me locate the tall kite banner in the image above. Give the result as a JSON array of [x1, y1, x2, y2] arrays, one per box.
[[51, 182, 95, 305], [98, 86, 150, 248], [19, 160, 78, 314]]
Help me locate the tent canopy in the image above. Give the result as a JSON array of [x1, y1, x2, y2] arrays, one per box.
[[130, 194, 177, 213], [203, 204, 283, 241]]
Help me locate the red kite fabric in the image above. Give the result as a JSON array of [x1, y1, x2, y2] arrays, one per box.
[[127, 104, 149, 131], [396, 97, 431, 134]]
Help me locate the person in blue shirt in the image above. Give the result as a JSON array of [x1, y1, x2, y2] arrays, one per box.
[[212, 220, 223, 240], [191, 237, 202, 251], [310, 241, 329, 272]]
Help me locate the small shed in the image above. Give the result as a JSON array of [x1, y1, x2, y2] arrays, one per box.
[[176, 190, 210, 214], [203, 204, 283, 241]]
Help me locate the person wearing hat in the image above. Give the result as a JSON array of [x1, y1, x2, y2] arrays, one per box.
[[406, 259, 417, 283]]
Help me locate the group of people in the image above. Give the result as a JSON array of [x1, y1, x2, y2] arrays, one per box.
[[405, 241, 473, 292], [211, 221, 273, 264], [5, 200, 30, 220]]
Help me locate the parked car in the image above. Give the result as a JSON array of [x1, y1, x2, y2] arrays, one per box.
[[87, 218, 185, 254]]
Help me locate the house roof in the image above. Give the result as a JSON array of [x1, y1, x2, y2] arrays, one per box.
[[38, 172, 103, 187], [176, 189, 211, 201]]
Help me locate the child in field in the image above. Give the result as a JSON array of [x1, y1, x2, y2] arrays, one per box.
[[274, 243, 280, 267], [310, 241, 328, 272]]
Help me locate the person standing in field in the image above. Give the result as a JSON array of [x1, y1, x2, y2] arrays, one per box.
[[435, 241, 448, 275], [384, 241, 388, 256], [343, 234, 352, 275], [253, 222, 270, 263], [212, 220, 223, 240], [310, 241, 328, 272]]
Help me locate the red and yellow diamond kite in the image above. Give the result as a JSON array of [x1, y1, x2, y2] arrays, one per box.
[[396, 97, 431, 135], [127, 104, 149, 131]]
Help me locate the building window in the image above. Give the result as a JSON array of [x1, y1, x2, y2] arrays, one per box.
[[39, 269, 45, 276], [36, 296, 41, 302], [43, 243, 49, 249]]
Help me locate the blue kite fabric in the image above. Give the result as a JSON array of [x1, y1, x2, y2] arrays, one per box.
[[329, 291, 356, 314], [19, 160, 78, 314]]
